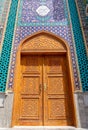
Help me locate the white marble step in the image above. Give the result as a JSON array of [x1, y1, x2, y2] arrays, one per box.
[[0, 126, 87, 130]]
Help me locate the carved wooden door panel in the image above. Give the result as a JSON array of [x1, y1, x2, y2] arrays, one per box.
[[12, 55, 75, 126], [18, 55, 43, 126], [44, 56, 74, 126]]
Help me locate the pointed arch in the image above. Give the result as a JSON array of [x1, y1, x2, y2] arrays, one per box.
[[12, 31, 77, 127], [14, 30, 75, 97], [17, 31, 70, 54]]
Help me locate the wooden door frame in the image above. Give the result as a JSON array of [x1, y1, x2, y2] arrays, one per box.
[[12, 31, 77, 127]]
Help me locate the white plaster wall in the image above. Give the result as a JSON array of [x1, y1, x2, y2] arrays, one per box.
[[0, 93, 13, 127], [74, 92, 88, 129]]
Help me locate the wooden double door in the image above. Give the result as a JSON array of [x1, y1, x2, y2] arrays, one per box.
[[12, 55, 75, 126]]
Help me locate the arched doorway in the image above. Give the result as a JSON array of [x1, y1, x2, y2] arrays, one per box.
[[12, 31, 76, 126]]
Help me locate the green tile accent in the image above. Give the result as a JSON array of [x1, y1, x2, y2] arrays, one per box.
[[0, 0, 88, 92], [0, 0, 18, 92], [68, 0, 88, 91]]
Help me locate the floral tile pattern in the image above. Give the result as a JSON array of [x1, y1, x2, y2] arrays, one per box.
[[1, 0, 88, 92], [17, 0, 69, 26], [7, 0, 80, 91]]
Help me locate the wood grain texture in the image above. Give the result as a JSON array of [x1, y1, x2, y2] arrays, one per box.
[[11, 31, 76, 127], [12, 55, 75, 126], [44, 56, 75, 126]]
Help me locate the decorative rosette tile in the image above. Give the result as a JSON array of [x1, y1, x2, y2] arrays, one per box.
[[36, 5, 50, 16]]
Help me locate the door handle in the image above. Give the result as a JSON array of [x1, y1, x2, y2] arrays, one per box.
[[39, 84, 42, 94], [44, 83, 47, 91]]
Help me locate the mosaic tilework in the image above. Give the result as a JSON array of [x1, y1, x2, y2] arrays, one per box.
[[1, 0, 87, 92], [68, 0, 88, 91], [76, 0, 88, 51], [0, 0, 18, 92], [7, 26, 80, 90], [7, 0, 80, 91], [17, 0, 69, 26]]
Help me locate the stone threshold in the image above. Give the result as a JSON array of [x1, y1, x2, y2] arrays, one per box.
[[0, 126, 87, 130]]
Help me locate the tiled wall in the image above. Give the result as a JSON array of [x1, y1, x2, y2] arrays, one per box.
[[0, 0, 88, 92], [68, 0, 88, 91], [76, 0, 88, 53], [7, 0, 81, 91]]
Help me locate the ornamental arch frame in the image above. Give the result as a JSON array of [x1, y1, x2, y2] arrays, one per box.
[[12, 31, 77, 127]]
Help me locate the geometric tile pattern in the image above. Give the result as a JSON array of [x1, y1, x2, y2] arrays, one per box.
[[7, 0, 80, 91], [76, 0, 88, 52], [0, 0, 18, 92], [8, 33, 80, 91], [68, 0, 88, 91], [0, 0, 88, 92]]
